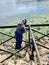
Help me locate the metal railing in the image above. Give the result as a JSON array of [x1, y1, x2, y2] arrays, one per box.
[[0, 24, 49, 64]]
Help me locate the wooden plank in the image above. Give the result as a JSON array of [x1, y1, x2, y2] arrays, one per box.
[[30, 26, 42, 65]]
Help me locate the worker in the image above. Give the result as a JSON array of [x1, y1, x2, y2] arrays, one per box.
[[15, 19, 27, 49]]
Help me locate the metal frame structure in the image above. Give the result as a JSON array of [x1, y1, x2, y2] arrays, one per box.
[[0, 24, 49, 65]]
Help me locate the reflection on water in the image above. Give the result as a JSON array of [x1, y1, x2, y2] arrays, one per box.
[[0, 0, 49, 17]]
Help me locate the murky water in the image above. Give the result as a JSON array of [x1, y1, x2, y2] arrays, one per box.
[[0, 0, 49, 17], [0, 0, 49, 40]]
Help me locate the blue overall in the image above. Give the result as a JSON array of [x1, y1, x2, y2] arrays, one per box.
[[15, 22, 25, 49], [15, 31, 23, 49]]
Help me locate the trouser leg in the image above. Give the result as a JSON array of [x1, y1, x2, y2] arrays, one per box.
[[15, 41, 22, 49]]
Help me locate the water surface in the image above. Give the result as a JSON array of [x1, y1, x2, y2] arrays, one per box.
[[0, 0, 49, 18]]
